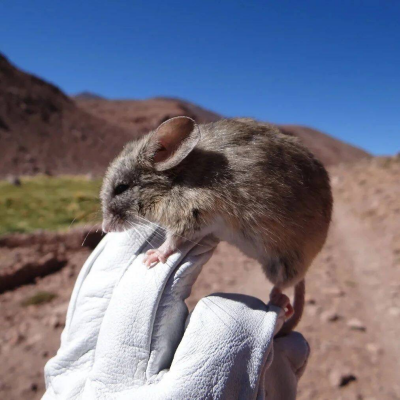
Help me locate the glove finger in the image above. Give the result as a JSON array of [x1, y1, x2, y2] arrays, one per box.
[[147, 234, 219, 378], [85, 229, 218, 395], [44, 226, 154, 398], [122, 294, 279, 400]]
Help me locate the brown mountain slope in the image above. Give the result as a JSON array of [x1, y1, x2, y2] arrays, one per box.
[[0, 54, 134, 177], [78, 99, 370, 167], [76, 97, 221, 138], [278, 124, 370, 167]]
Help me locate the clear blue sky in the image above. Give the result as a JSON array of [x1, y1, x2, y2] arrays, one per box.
[[1, 1, 399, 155]]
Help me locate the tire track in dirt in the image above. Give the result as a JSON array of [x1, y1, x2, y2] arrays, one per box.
[[237, 198, 400, 399], [327, 200, 400, 398]]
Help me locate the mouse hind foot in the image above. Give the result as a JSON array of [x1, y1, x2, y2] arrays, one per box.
[[269, 287, 294, 318]]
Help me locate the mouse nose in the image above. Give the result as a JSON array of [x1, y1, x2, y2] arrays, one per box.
[[102, 220, 111, 233]]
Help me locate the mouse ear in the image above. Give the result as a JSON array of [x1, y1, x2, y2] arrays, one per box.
[[152, 116, 200, 171]]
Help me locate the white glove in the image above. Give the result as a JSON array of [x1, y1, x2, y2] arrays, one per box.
[[43, 226, 309, 399]]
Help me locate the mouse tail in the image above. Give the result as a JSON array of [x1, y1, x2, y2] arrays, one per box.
[[276, 279, 305, 337]]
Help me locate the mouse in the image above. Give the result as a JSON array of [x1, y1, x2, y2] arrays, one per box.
[[100, 116, 333, 335]]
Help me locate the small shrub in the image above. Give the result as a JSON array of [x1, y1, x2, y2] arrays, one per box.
[[21, 291, 57, 307]]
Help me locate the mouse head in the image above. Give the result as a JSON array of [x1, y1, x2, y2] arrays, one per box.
[[101, 116, 200, 233]]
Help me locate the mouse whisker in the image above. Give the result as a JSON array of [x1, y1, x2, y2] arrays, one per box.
[[131, 218, 207, 249], [68, 217, 78, 229], [131, 220, 166, 241], [81, 224, 96, 247], [127, 223, 157, 250]]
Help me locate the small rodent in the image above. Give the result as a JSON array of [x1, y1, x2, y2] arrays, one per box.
[[101, 116, 333, 335]]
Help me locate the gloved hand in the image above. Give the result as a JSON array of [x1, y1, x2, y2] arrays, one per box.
[[43, 226, 309, 400]]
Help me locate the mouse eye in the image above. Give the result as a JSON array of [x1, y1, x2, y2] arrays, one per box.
[[114, 184, 130, 196]]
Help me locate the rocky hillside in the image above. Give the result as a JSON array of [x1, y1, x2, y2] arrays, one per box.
[[0, 54, 135, 177], [78, 98, 370, 167], [76, 97, 221, 138], [278, 124, 370, 166]]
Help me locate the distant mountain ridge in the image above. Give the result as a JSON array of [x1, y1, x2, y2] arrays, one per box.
[[78, 97, 370, 167], [73, 91, 105, 101], [277, 124, 370, 166], [0, 53, 370, 177]]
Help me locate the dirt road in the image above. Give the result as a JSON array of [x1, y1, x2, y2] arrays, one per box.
[[295, 198, 399, 399]]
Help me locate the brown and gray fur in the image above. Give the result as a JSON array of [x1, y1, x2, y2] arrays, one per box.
[[101, 117, 333, 334]]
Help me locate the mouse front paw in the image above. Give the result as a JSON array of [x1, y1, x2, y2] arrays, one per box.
[[143, 235, 180, 268], [143, 248, 171, 268]]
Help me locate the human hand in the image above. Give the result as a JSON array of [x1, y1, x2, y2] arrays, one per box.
[[43, 226, 309, 399]]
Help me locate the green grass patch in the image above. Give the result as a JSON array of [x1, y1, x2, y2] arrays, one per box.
[[0, 176, 102, 235], [21, 291, 58, 307]]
